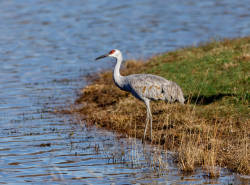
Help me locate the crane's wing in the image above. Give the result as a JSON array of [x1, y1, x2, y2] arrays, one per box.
[[124, 74, 184, 103]]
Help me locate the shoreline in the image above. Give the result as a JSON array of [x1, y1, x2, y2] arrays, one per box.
[[72, 37, 249, 176]]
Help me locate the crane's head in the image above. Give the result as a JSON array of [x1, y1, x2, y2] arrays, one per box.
[[95, 49, 121, 60]]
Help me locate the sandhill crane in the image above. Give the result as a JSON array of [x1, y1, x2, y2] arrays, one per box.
[[96, 49, 185, 142]]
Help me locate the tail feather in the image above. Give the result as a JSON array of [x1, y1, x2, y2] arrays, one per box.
[[163, 83, 185, 104], [177, 86, 185, 104], [178, 93, 185, 104]]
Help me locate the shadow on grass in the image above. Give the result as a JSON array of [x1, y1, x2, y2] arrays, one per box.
[[187, 93, 248, 105]]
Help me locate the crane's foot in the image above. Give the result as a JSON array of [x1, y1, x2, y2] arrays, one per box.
[[141, 137, 152, 145], [142, 137, 145, 144]]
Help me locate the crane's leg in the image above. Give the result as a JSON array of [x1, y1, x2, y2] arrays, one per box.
[[143, 107, 149, 141], [143, 99, 152, 142], [148, 101, 152, 141]]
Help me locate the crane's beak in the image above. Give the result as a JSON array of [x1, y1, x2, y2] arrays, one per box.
[[95, 54, 108, 60]]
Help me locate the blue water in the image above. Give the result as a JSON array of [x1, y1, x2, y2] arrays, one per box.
[[0, 0, 249, 184]]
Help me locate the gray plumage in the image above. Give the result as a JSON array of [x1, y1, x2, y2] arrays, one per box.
[[96, 49, 185, 142], [123, 74, 185, 104]]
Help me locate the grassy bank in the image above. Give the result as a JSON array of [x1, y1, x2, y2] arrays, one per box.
[[75, 37, 249, 175]]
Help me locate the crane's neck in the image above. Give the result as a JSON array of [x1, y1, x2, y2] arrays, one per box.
[[113, 54, 125, 90]]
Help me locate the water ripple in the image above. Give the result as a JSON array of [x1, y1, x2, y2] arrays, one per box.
[[0, 0, 249, 184]]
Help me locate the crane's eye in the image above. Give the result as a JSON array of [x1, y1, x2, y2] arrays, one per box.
[[109, 50, 115, 54]]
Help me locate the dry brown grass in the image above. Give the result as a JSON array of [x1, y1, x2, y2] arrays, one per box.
[[71, 38, 249, 176]]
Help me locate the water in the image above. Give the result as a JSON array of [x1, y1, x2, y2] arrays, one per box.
[[0, 0, 249, 184]]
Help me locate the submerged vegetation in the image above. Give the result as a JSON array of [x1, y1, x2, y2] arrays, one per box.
[[74, 37, 249, 175]]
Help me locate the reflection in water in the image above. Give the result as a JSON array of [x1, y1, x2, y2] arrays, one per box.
[[0, 0, 249, 184]]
